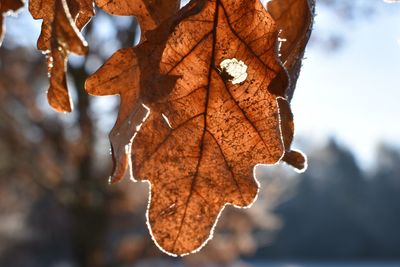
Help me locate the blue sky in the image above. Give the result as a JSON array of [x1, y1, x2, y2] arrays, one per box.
[[292, 1, 400, 169]]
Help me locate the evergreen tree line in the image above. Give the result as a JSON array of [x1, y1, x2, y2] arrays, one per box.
[[257, 139, 400, 260]]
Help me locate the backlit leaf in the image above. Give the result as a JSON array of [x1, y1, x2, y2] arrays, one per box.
[[278, 97, 307, 171], [266, 0, 313, 170], [29, 0, 94, 112], [87, 0, 306, 256], [268, 0, 315, 100]]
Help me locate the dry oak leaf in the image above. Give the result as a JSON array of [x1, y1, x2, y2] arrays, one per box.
[[0, 0, 24, 46], [96, 0, 180, 39], [268, 0, 315, 100], [265, 0, 313, 171], [278, 97, 307, 171], [87, 0, 305, 256], [29, 0, 94, 112]]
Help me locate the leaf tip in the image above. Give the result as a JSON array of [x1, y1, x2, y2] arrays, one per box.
[[47, 88, 73, 113], [108, 144, 130, 184], [282, 149, 308, 172], [84, 75, 97, 96]]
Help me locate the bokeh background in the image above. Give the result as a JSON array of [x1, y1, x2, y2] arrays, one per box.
[[1, 0, 400, 266]]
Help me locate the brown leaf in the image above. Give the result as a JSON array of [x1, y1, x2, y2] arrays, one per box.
[[70, 0, 94, 28], [96, 0, 180, 39], [88, 0, 307, 256], [0, 0, 24, 46], [29, 0, 94, 112], [268, 0, 315, 100], [278, 97, 307, 171], [266, 0, 313, 170], [86, 3, 197, 183]]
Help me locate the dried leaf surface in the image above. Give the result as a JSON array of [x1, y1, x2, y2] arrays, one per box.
[[268, 0, 315, 100], [0, 0, 24, 46], [278, 97, 307, 171], [265, 0, 313, 170], [96, 0, 180, 38], [88, 0, 307, 255], [29, 0, 94, 112]]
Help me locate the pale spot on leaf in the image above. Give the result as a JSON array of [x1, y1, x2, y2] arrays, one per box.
[[220, 58, 248, 85]]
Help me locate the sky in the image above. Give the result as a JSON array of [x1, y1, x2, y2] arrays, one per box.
[[292, 1, 400, 169], [3, 0, 400, 169]]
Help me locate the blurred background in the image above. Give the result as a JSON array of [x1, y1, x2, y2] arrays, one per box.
[[0, 0, 400, 266]]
